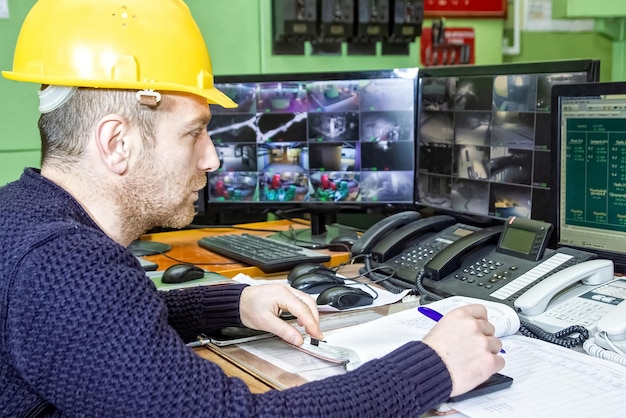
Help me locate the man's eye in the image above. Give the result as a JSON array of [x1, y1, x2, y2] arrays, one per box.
[[190, 129, 205, 138]]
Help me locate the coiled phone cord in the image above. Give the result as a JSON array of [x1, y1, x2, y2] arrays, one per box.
[[583, 334, 626, 367], [518, 320, 589, 348]]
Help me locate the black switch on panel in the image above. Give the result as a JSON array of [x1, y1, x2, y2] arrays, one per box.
[[273, 0, 319, 55], [384, 0, 423, 55], [314, 0, 355, 55], [349, 0, 389, 55]]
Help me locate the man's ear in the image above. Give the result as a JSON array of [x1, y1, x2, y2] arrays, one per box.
[[94, 114, 131, 175]]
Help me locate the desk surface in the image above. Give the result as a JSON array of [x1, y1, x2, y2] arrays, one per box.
[[187, 262, 375, 393], [139, 219, 351, 278], [141, 220, 354, 392]]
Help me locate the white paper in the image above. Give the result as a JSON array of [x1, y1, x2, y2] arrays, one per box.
[[238, 313, 626, 417], [523, 0, 594, 32], [452, 336, 626, 417], [0, 0, 9, 19]]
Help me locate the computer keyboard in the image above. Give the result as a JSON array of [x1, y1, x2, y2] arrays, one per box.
[[197, 233, 331, 273]]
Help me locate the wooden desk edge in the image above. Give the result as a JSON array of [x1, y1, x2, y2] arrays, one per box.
[[193, 346, 275, 394]]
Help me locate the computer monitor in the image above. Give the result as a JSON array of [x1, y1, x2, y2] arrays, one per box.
[[553, 81, 626, 273], [415, 60, 600, 240], [205, 68, 419, 244]]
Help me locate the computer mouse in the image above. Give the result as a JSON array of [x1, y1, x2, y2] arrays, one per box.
[[328, 233, 359, 251], [316, 286, 374, 310], [290, 272, 345, 294], [287, 263, 337, 284], [161, 263, 205, 284]]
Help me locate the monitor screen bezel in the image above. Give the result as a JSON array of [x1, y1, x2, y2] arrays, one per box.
[[414, 59, 601, 239], [204, 68, 420, 214], [551, 80, 626, 272]]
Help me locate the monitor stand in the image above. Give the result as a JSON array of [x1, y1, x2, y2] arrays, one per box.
[[269, 211, 357, 248], [127, 240, 172, 257]]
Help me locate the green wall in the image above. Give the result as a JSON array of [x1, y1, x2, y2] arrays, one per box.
[[503, 31, 613, 82], [0, 0, 612, 185]]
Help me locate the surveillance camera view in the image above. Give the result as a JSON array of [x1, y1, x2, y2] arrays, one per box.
[[207, 73, 416, 204], [418, 70, 587, 221]]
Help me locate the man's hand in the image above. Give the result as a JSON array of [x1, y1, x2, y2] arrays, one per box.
[[422, 304, 505, 397], [239, 284, 323, 346]]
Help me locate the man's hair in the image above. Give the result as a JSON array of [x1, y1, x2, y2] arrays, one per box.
[[38, 88, 169, 167]]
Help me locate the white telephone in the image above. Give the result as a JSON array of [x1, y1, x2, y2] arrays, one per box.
[[584, 287, 626, 366], [515, 259, 620, 334]]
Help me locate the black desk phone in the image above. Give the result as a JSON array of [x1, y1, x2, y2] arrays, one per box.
[[352, 213, 614, 324], [352, 211, 501, 286], [421, 216, 605, 311]]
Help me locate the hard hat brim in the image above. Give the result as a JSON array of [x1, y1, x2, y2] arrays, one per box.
[[2, 70, 238, 109]]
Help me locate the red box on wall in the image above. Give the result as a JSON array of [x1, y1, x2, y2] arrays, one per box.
[[424, 0, 507, 18], [420, 26, 475, 66]]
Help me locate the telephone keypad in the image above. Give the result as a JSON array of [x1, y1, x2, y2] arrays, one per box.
[[448, 252, 587, 306], [542, 299, 611, 328]]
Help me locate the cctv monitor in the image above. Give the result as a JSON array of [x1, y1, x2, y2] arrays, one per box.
[[553, 81, 626, 273], [206, 68, 419, 245], [415, 59, 600, 241]]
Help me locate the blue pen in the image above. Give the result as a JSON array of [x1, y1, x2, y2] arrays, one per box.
[[417, 306, 506, 354]]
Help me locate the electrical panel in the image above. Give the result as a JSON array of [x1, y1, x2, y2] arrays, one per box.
[[385, 0, 424, 54], [351, 0, 390, 54], [273, 0, 319, 54], [316, 0, 355, 53], [272, 0, 423, 56]]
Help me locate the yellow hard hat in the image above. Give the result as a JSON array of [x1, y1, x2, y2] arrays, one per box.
[[2, 0, 236, 108]]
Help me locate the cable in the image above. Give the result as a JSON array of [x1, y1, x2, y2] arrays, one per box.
[[359, 257, 416, 294], [414, 270, 445, 304], [187, 223, 292, 234], [518, 320, 589, 348], [594, 331, 626, 356], [139, 249, 240, 267], [583, 335, 626, 367]]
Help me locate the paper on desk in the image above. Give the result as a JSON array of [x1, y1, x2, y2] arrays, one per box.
[[232, 273, 409, 312], [450, 335, 626, 418]]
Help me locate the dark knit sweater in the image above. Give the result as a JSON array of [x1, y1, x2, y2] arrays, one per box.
[[0, 168, 452, 417]]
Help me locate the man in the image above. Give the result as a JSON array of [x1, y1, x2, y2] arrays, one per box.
[[0, 0, 504, 416]]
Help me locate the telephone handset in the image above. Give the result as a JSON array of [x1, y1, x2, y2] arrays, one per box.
[[353, 213, 474, 290], [372, 222, 486, 286], [514, 259, 614, 316], [423, 226, 503, 281], [516, 260, 617, 334], [369, 215, 457, 263], [350, 211, 421, 256]]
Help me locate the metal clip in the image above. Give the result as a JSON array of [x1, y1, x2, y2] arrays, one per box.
[[299, 336, 362, 371], [136, 89, 162, 107]]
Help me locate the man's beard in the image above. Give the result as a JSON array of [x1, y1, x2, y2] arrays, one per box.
[[112, 163, 206, 239]]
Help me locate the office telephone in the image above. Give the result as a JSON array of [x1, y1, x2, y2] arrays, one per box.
[[350, 211, 423, 257], [351, 212, 485, 286], [421, 216, 602, 312], [586, 281, 626, 366], [518, 266, 621, 334]]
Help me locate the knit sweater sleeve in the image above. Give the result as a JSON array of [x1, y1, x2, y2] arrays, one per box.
[[7, 232, 452, 417], [160, 283, 247, 342]]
